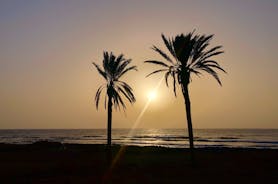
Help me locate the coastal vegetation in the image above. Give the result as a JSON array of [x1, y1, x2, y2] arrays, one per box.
[[145, 31, 226, 157], [93, 52, 137, 146]]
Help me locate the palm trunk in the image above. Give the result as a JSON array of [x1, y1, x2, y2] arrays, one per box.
[[182, 84, 195, 160], [106, 96, 113, 166], [107, 96, 112, 146]]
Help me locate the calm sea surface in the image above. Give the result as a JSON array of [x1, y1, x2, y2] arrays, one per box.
[[0, 129, 277, 149]]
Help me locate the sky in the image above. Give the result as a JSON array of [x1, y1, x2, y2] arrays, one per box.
[[0, 0, 277, 129]]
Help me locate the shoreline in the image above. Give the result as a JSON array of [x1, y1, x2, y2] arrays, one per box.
[[1, 142, 277, 183], [1, 141, 278, 150], [1, 141, 277, 150]]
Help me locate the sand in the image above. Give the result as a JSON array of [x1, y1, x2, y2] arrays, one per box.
[[0, 142, 277, 184]]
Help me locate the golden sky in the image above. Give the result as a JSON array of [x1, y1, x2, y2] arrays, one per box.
[[0, 0, 277, 129]]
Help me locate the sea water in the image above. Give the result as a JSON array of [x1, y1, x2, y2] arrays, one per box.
[[0, 129, 277, 149]]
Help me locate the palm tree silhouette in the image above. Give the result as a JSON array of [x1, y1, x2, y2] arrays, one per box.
[[93, 51, 137, 146], [145, 31, 225, 155]]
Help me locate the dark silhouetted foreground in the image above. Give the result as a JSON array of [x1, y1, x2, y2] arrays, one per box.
[[0, 142, 277, 184]]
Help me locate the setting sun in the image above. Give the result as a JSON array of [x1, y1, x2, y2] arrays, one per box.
[[147, 91, 157, 101]]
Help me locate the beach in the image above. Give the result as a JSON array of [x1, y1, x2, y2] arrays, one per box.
[[1, 142, 277, 184]]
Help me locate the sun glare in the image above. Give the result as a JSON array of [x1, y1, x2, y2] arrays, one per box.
[[148, 91, 157, 101]]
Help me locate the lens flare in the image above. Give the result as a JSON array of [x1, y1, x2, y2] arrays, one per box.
[[105, 77, 164, 177]]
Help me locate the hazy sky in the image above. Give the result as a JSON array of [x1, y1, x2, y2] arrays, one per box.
[[0, 0, 277, 129]]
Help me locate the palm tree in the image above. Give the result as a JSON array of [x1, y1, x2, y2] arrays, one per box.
[[145, 31, 225, 155], [93, 51, 137, 146]]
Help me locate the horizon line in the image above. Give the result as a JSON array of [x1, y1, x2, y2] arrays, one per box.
[[0, 128, 277, 130]]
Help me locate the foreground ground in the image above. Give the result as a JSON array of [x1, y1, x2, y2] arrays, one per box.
[[0, 142, 277, 184]]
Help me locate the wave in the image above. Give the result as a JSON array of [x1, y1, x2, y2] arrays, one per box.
[[196, 139, 278, 144], [121, 135, 196, 140], [218, 137, 239, 140], [82, 135, 102, 138]]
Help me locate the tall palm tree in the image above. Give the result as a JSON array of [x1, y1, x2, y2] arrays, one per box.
[[145, 31, 226, 154], [93, 51, 137, 146]]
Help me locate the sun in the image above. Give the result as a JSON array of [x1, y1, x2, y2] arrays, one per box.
[[147, 91, 157, 101]]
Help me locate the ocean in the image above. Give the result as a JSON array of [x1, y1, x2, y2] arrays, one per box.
[[0, 129, 277, 149]]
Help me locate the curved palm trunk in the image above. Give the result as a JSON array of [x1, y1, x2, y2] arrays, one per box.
[[182, 84, 194, 160], [107, 96, 112, 146]]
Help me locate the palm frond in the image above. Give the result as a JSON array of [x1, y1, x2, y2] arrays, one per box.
[[202, 60, 220, 66], [104, 92, 107, 109], [192, 42, 208, 62], [118, 81, 134, 95], [117, 87, 132, 103], [164, 71, 171, 87], [94, 51, 136, 110], [146, 31, 225, 97], [144, 60, 169, 67], [116, 59, 132, 77], [95, 85, 105, 109], [112, 90, 125, 110], [199, 46, 223, 61], [119, 82, 136, 101], [200, 51, 224, 62], [146, 69, 168, 77], [192, 60, 226, 73], [191, 34, 213, 62], [116, 54, 124, 65], [117, 84, 136, 104], [93, 62, 107, 80], [203, 63, 226, 73], [198, 65, 222, 85], [161, 34, 176, 62], [172, 71, 177, 96], [118, 65, 137, 78], [189, 68, 202, 77], [103, 51, 110, 74], [174, 33, 196, 65], [152, 45, 173, 63], [198, 34, 213, 48]]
